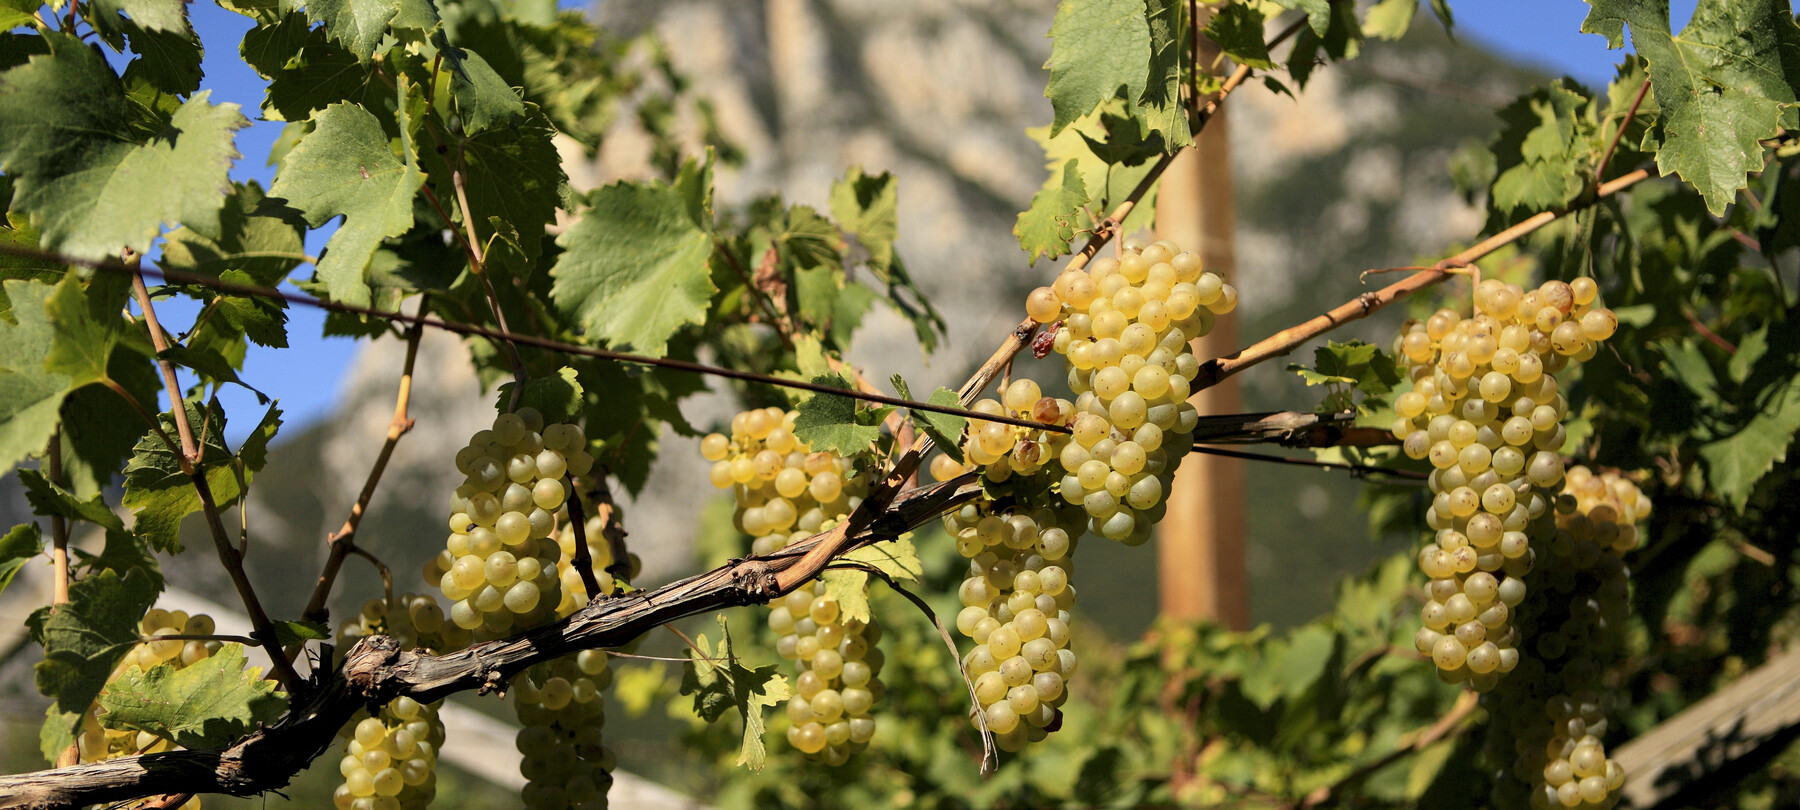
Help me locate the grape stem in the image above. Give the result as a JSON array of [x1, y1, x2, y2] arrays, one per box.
[[297, 311, 426, 651], [1191, 168, 1654, 393], [126, 253, 308, 698], [562, 474, 604, 601]]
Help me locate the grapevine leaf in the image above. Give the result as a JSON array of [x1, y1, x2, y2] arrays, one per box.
[[828, 167, 899, 281], [0, 210, 66, 322], [120, 22, 204, 97], [98, 642, 287, 750], [256, 19, 388, 122], [1699, 372, 1800, 511], [43, 274, 121, 388], [160, 181, 308, 287], [1362, 0, 1419, 40], [271, 620, 330, 647], [0, 523, 44, 599], [29, 566, 160, 722], [120, 400, 244, 553], [441, 43, 526, 134], [842, 536, 922, 582], [237, 403, 282, 474], [1044, 0, 1150, 137], [0, 0, 35, 29], [271, 102, 423, 307], [18, 468, 125, 532], [820, 571, 872, 624], [892, 375, 966, 462], [679, 615, 791, 772], [304, 0, 399, 61], [1271, 0, 1333, 36], [90, 0, 188, 35], [424, 104, 564, 261], [550, 179, 714, 357], [1138, 0, 1189, 149], [1489, 82, 1588, 216], [495, 367, 584, 423], [0, 38, 245, 260], [1204, 3, 1275, 70], [0, 280, 70, 477], [1014, 160, 1089, 265], [1583, 0, 1800, 214], [792, 374, 881, 456]]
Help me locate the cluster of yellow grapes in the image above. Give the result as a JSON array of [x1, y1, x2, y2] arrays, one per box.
[[705, 407, 885, 762], [333, 597, 450, 810], [1398, 278, 1618, 689], [1487, 467, 1648, 810], [936, 379, 1074, 482], [773, 583, 884, 765], [942, 504, 1078, 751], [435, 408, 594, 638], [513, 651, 616, 810], [333, 699, 444, 810], [702, 407, 867, 556], [1027, 241, 1220, 545], [78, 608, 224, 796]]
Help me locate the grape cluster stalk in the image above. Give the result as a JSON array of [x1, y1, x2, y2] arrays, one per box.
[[1485, 467, 1648, 810], [704, 407, 882, 763], [1397, 277, 1618, 690]]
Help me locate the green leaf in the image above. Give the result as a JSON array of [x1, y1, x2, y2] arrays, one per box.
[[550, 178, 715, 357], [1699, 372, 1800, 510], [1583, 0, 1800, 214], [679, 615, 792, 772], [0, 211, 67, 323], [91, 0, 188, 35], [270, 619, 329, 647], [428, 105, 564, 262], [0, 0, 36, 29], [120, 400, 245, 553], [0, 38, 245, 260], [236, 403, 282, 475], [159, 181, 308, 288], [271, 102, 423, 307], [820, 571, 872, 624], [1045, 0, 1150, 137], [30, 566, 160, 719], [496, 367, 584, 423], [58, 347, 161, 498], [1273, 0, 1334, 36], [792, 373, 881, 455], [1205, 3, 1275, 69], [841, 535, 922, 582], [828, 167, 899, 281], [892, 376, 967, 462], [1138, 0, 1189, 149], [1362, 0, 1419, 40], [254, 17, 388, 122], [1014, 160, 1090, 265], [120, 22, 204, 97], [98, 642, 287, 750], [0, 523, 44, 600], [304, 0, 399, 61], [0, 280, 71, 477], [43, 273, 120, 388], [18, 468, 126, 532], [442, 43, 525, 134], [1489, 82, 1588, 215]]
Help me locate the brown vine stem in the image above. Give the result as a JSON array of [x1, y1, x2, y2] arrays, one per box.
[[585, 475, 633, 583], [0, 476, 983, 810], [451, 166, 530, 400], [562, 475, 603, 601], [1292, 690, 1480, 809], [127, 254, 198, 465], [297, 314, 425, 636], [1191, 168, 1653, 392], [1596, 78, 1652, 182], [129, 256, 308, 697]]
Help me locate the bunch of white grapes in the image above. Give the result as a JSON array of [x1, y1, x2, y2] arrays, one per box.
[[771, 583, 884, 765], [1026, 240, 1218, 545], [331, 596, 453, 810], [1485, 467, 1647, 810], [1397, 278, 1619, 690], [512, 650, 615, 810], [941, 503, 1079, 752], [338, 595, 472, 654], [333, 699, 444, 810], [942, 379, 1075, 482], [435, 407, 594, 638], [78, 609, 225, 786], [702, 407, 867, 556]]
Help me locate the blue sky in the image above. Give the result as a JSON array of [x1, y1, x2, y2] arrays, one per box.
[[70, 1, 1676, 440]]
